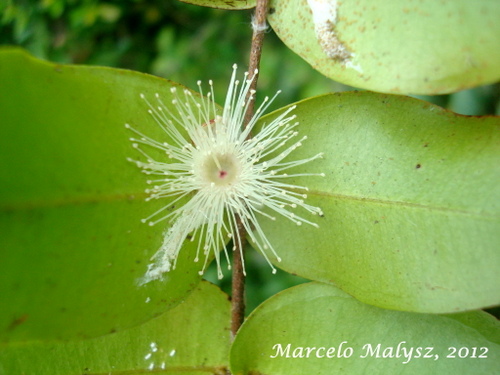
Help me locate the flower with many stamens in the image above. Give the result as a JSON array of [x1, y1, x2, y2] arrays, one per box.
[[126, 65, 324, 283]]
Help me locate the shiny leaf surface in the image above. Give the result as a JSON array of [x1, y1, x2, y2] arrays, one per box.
[[268, 0, 500, 94], [254, 92, 500, 312], [231, 283, 500, 374], [0, 281, 231, 375], [0, 48, 206, 342]]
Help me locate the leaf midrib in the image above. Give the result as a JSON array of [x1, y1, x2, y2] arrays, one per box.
[[2, 188, 498, 220]]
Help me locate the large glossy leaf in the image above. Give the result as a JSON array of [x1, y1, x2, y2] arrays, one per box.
[[0, 48, 207, 342], [231, 282, 500, 375], [0, 281, 231, 375], [268, 0, 500, 94], [178, 0, 255, 10], [252, 92, 499, 313]]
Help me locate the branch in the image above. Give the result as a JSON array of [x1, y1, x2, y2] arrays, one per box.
[[230, 0, 270, 339]]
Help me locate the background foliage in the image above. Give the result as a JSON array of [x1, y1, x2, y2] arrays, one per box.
[[2, 0, 499, 116]]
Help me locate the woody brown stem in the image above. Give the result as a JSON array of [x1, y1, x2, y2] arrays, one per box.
[[230, 0, 270, 339], [230, 219, 248, 337], [244, 0, 269, 125]]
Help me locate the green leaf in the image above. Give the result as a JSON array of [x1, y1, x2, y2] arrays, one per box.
[[230, 282, 500, 375], [178, 0, 256, 10], [0, 48, 207, 342], [0, 280, 231, 375], [268, 0, 500, 94], [254, 91, 499, 313]]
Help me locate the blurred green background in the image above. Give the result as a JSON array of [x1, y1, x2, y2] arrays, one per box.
[[1, 0, 499, 313], [3, 0, 499, 115]]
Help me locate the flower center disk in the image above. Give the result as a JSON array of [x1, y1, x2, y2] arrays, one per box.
[[201, 152, 241, 187]]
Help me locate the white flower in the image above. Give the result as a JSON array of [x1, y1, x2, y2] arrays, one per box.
[[126, 64, 324, 283]]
